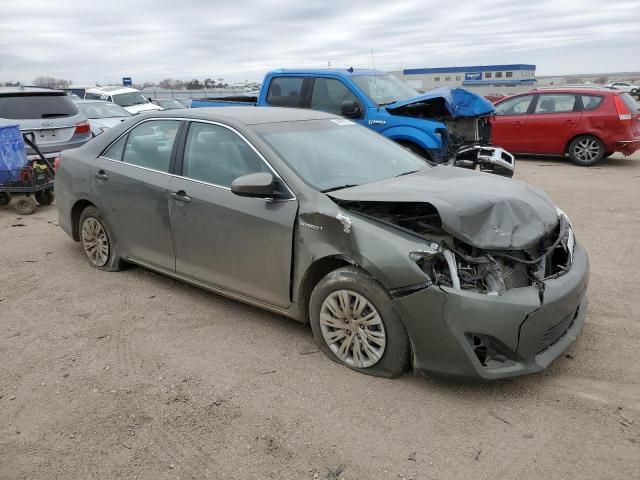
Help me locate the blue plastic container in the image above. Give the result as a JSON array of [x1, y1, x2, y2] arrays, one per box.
[[0, 124, 27, 184]]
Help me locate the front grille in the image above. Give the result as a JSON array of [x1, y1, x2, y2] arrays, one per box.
[[537, 308, 578, 354]]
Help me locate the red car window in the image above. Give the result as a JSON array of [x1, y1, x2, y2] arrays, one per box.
[[494, 95, 534, 116], [534, 94, 577, 114]]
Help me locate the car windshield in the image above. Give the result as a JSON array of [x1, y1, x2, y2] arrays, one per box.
[[112, 92, 149, 107], [352, 75, 419, 106], [77, 102, 131, 118], [255, 119, 428, 192]]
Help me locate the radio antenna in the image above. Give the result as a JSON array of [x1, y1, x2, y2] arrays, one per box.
[[371, 50, 379, 110]]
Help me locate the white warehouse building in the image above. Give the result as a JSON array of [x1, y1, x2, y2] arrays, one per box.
[[392, 64, 537, 94]]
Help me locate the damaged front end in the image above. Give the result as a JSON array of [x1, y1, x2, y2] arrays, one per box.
[[330, 194, 588, 380], [386, 87, 515, 177], [338, 200, 575, 296]]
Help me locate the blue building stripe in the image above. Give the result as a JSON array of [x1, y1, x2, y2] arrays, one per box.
[[404, 64, 536, 75]]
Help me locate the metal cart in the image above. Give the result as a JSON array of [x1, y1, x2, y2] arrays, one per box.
[[0, 132, 55, 215]]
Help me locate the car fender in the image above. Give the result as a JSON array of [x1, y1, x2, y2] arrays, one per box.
[[378, 124, 443, 151]]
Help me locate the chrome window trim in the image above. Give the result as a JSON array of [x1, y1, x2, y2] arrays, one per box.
[[97, 155, 173, 176], [99, 116, 297, 200], [100, 117, 183, 163], [179, 119, 296, 200]]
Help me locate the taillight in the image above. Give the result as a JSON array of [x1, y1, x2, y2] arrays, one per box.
[[613, 95, 631, 122], [74, 120, 91, 135]]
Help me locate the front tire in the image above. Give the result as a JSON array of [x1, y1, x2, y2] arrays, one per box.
[[309, 267, 410, 378], [568, 135, 605, 166], [78, 206, 125, 271]]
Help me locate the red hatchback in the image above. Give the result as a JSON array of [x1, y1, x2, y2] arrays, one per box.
[[491, 87, 640, 165]]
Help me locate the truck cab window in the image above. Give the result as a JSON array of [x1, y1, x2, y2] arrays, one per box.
[[310, 78, 360, 116], [266, 77, 304, 108]]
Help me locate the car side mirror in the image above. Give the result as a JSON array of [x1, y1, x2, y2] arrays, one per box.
[[231, 172, 281, 198], [341, 100, 363, 119]]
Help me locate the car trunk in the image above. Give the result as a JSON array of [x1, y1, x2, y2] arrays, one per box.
[[0, 93, 80, 149]]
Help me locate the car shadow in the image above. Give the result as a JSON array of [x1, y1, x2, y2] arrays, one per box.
[[515, 154, 638, 169]]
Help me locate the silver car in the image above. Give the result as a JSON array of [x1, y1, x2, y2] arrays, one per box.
[[0, 87, 92, 161], [74, 99, 133, 136], [55, 108, 588, 381]]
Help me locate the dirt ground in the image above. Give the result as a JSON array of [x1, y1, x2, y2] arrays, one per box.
[[1, 152, 639, 480]]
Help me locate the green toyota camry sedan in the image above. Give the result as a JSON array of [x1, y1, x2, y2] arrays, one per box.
[[55, 107, 589, 381]]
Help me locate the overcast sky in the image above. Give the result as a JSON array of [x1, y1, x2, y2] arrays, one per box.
[[1, 0, 638, 85]]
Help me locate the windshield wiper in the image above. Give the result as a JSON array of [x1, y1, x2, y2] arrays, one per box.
[[395, 170, 419, 177], [321, 184, 359, 193]]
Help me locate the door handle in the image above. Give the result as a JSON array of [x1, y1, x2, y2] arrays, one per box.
[[564, 120, 576, 124], [511, 121, 523, 126], [169, 190, 191, 203], [94, 170, 108, 180]]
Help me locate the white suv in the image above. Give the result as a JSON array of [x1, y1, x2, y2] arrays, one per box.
[[84, 86, 163, 114]]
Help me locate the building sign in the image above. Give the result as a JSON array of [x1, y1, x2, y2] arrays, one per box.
[[122, 77, 132, 86], [465, 72, 482, 81]]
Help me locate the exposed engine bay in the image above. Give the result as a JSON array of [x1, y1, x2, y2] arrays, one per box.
[[335, 200, 575, 296], [387, 95, 515, 177]]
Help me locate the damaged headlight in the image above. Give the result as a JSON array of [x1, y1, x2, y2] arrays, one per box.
[[556, 208, 575, 263], [411, 246, 530, 295]]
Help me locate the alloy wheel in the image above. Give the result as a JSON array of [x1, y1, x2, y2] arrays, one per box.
[[319, 289, 386, 368], [81, 217, 109, 267], [573, 138, 600, 163]]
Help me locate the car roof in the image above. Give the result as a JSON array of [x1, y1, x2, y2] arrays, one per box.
[[136, 106, 338, 125], [0, 86, 66, 96], [268, 68, 387, 77], [73, 99, 117, 105], [86, 86, 140, 95], [528, 86, 618, 95]]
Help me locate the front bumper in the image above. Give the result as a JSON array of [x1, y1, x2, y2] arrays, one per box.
[[393, 241, 589, 381]]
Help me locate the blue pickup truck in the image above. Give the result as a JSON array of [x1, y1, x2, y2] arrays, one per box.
[[191, 68, 514, 176]]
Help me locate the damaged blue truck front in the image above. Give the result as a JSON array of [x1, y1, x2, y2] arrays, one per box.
[[191, 69, 514, 175]]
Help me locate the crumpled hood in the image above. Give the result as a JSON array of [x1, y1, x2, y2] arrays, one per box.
[[329, 166, 559, 250], [385, 87, 495, 118]]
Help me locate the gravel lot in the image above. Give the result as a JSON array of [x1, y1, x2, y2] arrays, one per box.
[[1, 153, 639, 480]]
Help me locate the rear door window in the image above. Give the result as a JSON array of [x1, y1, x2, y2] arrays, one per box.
[[0, 94, 79, 119], [182, 122, 269, 188], [310, 78, 360, 115], [265, 77, 304, 107], [580, 95, 604, 111], [121, 120, 181, 172], [494, 95, 534, 116], [85, 93, 103, 100], [534, 94, 578, 114]]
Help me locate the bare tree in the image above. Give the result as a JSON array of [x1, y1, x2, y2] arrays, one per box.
[[32, 76, 72, 88]]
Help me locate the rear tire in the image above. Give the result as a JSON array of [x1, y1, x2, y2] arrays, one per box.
[[78, 206, 125, 271], [35, 189, 55, 205], [14, 197, 37, 215], [309, 266, 410, 378], [568, 135, 605, 166], [0, 192, 11, 206]]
